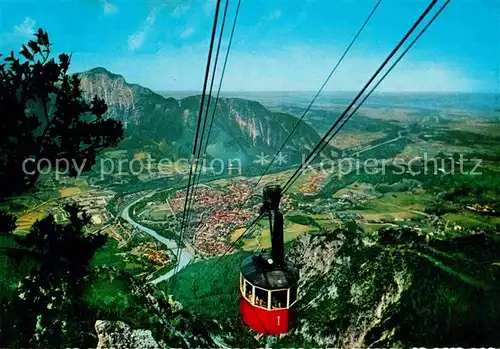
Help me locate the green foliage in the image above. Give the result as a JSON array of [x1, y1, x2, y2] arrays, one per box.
[[283, 226, 500, 347], [287, 214, 321, 228], [83, 267, 136, 322], [90, 238, 128, 270], [0, 212, 16, 235], [377, 226, 425, 245], [158, 252, 248, 320], [0, 28, 124, 199], [84, 266, 240, 348], [0, 29, 127, 346], [0, 236, 38, 299], [15, 204, 107, 289], [424, 199, 458, 215], [0, 205, 108, 347], [375, 232, 500, 347]]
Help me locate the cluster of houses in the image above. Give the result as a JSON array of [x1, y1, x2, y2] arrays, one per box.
[[195, 209, 254, 257], [130, 242, 171, 266], [466, 204, 496, 214], [298, 172, 329, 195], [191, 182, 254, 256]]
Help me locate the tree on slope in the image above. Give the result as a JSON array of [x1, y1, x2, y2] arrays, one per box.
[[0, 28, 123, 199], [0, 29, 122, 347]]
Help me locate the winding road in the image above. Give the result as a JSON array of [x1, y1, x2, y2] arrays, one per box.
[[120, 191, 193, 284], [350, 129, 407, 157]]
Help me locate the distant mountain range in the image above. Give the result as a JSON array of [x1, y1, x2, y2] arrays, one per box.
[[79, 67, 332, 165]]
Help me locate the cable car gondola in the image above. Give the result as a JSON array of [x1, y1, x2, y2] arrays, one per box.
[[239, 185, 299, 335]]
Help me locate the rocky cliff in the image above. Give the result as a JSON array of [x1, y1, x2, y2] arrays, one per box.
[[88, 225, 499, 348], [79, 67, 183, 144], [276, 225, 500, 348], [95, 320, 160, 349], [78, 68, 334, 165]]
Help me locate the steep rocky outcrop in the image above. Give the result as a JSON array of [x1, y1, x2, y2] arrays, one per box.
[[177, 95, 327, 164], [278, 226, 500, 348], [79, 67, 183, 144], [286, 228, 407, 347], [95, 320, 160, 349], [78, 67, 334, 165]]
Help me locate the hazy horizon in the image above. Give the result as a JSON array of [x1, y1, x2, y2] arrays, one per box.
[[158, 90, 499, 114], [156, 90, 499, 95], [2, 1, 497, 93]]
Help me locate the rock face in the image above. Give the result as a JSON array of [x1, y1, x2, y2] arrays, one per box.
[[279, 227, 500, 348], [79, 67, 183, 143], [286, 224, 405, 347], [177, 96, 325, 163], [78, 67, 334, 165], [95, 320, 160, 349]]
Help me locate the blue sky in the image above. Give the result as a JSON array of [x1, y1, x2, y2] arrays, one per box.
[[0, 0, 498, 92]]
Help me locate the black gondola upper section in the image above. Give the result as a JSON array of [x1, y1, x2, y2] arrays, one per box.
[[241, 252, 299, 289], [240, 184, 299, 290]]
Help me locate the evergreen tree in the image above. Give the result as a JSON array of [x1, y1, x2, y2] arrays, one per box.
[[0, 28, 124, 199]]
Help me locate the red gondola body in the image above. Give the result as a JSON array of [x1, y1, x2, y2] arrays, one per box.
[[240, 295, 291, 334], [239, 185, 299, 335]]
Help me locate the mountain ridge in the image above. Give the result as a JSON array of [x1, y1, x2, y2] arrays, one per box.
[[78, 67, 334, 165]]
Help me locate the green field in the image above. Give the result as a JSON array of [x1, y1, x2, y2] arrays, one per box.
[[442, 212, 500, 229], [232, 218, 320, 251]]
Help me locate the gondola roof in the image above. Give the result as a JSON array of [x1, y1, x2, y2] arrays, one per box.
[[240, 252, 299, 290]]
